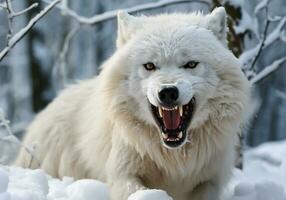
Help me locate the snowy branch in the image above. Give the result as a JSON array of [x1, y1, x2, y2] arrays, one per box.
[[2, 0, 38, 41], [250, 57, 286, 84], [238, 0, 286, 84], [43, 0, 210, 25], [248, 5, 270, 71], [49, 0, 210, 87], [276, 89, 286, 100], [0, 0, 61, 62], [59, 23, 80, 86], [5, 0, 14, 41], [11, 3, 39, 17]]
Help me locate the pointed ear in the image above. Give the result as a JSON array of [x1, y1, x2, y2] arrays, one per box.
[[117, 11, 137, 47], [205, 7, 228, 46]]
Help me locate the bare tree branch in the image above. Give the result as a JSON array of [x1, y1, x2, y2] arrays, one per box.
[[276, 89, 286, 100], [11, 3, 39, 17], [249, 5, 270, 71], [0, 0, 61, 62], [50, 0, 210, 87], [238, 0, 286, 85], [250, 57, 286, 84], [43, 0, 210, 25], [3, 0, 38, 40], [0, 2, 7, 10], [5, 0, 14, 41], [59, 23, 80, 86]]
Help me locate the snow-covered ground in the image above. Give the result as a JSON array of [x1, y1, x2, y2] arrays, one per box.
[[0, 140, 285, 200]]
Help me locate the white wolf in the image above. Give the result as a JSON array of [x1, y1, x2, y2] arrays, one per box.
[[16, 7, 251, 200]]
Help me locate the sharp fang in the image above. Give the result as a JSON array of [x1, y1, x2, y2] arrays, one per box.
[[159, 107, 163, 117], [178, 132, 183, 138], [167, 138, 176, 142], [162, 133, 168, 139], [162, 106, 178, 111], [179, 106, 183, 116]]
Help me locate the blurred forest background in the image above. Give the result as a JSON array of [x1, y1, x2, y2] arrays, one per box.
[[0, 0, 285, 162]]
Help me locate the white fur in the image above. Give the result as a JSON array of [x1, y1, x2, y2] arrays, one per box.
[[15, 7, 251, 200]]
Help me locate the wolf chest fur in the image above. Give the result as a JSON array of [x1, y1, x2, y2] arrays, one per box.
[[16, 7, 251, 200]]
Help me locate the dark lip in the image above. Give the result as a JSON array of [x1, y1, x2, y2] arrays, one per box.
[[150, 97, 195, 148]]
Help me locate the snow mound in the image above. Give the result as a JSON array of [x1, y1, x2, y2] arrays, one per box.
[[65, 180, 109, 200], [228, 140, 286, 200], [0, 167, 110, 200], [128, 189, 173, 200], [0, 140, 286, 200]]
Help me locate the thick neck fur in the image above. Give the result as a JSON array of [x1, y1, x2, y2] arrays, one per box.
[[97, 52, 249, 179]]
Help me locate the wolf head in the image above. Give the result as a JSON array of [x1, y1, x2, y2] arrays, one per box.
[[102, 7, 250, 149]]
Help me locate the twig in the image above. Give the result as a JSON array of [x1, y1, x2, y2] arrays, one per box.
[[3, 0, 38, 40], [5, 0, 14, 41], [11, 3, 39, 17], [0, 2, 7, 10], [239, 0, 286, 84], [42, 0, 210, 25], [61, 0, 68, 15], [250, 57, 286, 84], [0, 0, 61, 62], [48, 0, 209, 86], [239, 16, 286, 70], [276, 89, 286, 100], [0, 110, 41, 167], [59, 23, 80, 86], [249, 6, 270, 71]]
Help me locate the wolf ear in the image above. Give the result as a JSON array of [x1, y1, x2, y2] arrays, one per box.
[[117, 11, 137, 47], [205, 7, 228, 46]]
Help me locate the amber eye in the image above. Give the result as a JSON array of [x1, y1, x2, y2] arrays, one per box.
[[183, 61, 199, 69], [143, 62, 156, 71]]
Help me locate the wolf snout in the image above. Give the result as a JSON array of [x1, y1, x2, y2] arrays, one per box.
[[158, 86, 179, 107]]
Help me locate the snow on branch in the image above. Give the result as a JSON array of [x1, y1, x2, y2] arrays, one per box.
[[254, 0, 269, 15], [45, 0, 210, 25], [276, 89, 286, 100], [0, 0, 61, 62], [250, 57, 286, 84], [59, 23, 80, 86], [10, 3, 39, 18], [248, 6, 270, 71], [49, 0, 210, 87], [238, 1, 286, 84], [0, 110, 40, 167]]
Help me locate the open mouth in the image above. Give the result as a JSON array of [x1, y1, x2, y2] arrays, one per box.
[[151, 97, 195, 149]]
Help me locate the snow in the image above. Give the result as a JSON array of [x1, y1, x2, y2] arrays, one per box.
[[254, 0, 268, 15], [65, 180, 110, 200], [228, 140, 286, 200], [60, 0, 199, 25], [250, 57, 286, 84], [264, 16, 286, 46], [128, 190, 173, 200], [0, 140, 286, 200], [0, 166, 111, 200], [0, 0, 61, 61], [0, 169, 8, 193]]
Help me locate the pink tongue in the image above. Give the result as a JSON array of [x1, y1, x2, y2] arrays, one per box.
[[162, 108, 181, 130]]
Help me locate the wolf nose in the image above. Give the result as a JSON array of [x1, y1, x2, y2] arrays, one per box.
[[158, 86, 179, 106]]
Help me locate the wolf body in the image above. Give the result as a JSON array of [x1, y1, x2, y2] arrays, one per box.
[[16, 7, 251, 200]]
